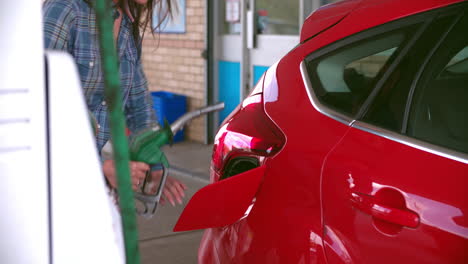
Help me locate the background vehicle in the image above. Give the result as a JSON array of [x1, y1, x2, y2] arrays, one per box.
[[175, 0, 468, 263]]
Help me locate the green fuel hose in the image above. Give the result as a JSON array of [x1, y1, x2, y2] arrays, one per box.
[[93, 0, 141, 263]]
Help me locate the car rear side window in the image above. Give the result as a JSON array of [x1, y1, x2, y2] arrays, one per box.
[[363, 14, 458, 132], [407, 14, 468, 154], [306, 27, 416, 117]]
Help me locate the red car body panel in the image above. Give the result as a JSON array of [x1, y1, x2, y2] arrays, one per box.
[[300, 0, 362, 43], [175, 0, 468, 263], [173, 166, 265, 231], [322, 127, 468, 263], [300, 0, 460, 43]]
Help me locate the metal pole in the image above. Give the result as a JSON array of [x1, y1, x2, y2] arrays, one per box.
[[205, 0, 216, 143], [240, 0, 250, 100]]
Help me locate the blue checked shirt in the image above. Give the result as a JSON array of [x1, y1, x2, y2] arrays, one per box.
[[43, 0, 158, 153]]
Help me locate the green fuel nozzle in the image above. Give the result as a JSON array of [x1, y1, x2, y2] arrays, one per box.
[[123, 103, 224, 218], [128, 120, 173, 170]]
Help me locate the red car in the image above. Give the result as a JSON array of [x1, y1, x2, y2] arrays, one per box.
[[175, 0, 468, 263]]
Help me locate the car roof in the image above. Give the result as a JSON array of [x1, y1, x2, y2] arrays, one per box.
[[300, 0, 466, 43]]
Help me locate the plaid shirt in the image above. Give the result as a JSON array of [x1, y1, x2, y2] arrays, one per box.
[[43, 0, 158, 153]]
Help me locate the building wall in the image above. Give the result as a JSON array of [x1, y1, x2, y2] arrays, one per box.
[[142, 0, 206, 143]]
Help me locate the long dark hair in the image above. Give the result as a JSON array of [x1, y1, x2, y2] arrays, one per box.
[[85, 0, 174, 42]]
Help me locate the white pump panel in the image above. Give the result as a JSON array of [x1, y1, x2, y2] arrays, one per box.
[[0, 0, 49, 263]]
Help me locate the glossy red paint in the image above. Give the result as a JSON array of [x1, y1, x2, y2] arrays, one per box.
[[349, 191, 420, 229], [195, 43, 350, 262], [175, 0, 468, 263], [300, 0, 362, 43], [301, 0, 467, 59], [322, 127, 468, 263], [173, 166, 265, 231], [210, 74, 285, 182]]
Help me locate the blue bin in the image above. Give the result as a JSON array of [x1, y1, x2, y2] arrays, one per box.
[[151, 91, 187, 143]]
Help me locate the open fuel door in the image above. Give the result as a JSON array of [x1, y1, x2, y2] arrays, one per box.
[[174, 166, 265, 231]]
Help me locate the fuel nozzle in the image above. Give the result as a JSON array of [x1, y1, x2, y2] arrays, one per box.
[[129, 102, 225, 218], [129, 120, 173, 169]]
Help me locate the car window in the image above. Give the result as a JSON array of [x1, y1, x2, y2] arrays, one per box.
[[363, 15, 458, 132], [407, 14, 468, 154], [441, 46, 468, 75], [306, 27, 417, 117]]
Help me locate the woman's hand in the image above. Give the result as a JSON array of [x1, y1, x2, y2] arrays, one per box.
[[149, 170, 187, 206], [103, 160, 149, 190]]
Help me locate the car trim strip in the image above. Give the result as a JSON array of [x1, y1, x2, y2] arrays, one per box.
[[353, 121, 468, 164], [300, 61, 354, 126]]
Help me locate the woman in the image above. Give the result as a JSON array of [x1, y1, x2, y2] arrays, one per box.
[[43, 0, 186, 206]]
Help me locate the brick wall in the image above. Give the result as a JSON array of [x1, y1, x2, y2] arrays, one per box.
[[142, 0, 206, 143]]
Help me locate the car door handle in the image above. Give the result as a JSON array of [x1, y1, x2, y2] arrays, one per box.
[[350, 192, 420, 228]]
